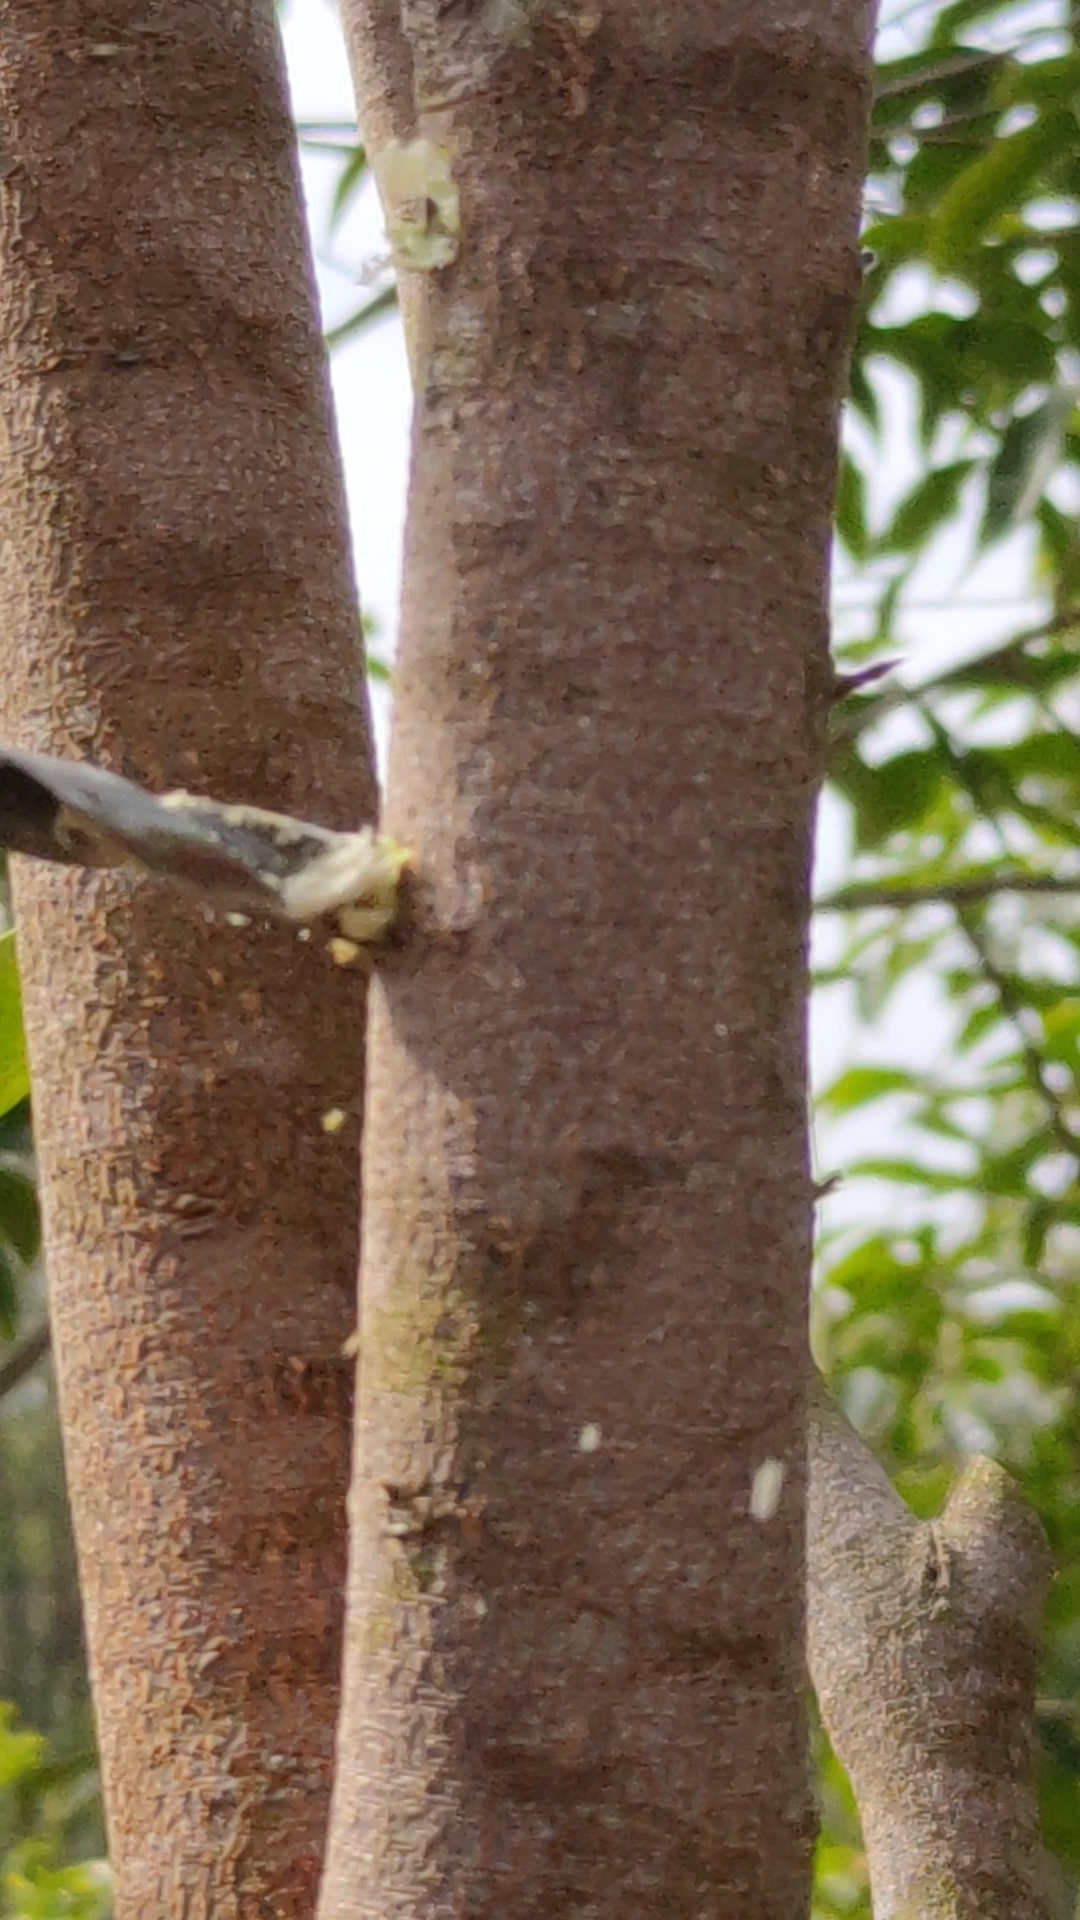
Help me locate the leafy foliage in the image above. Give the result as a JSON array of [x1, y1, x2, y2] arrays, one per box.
[[0, 1710, 107, 1920], [815, 0, 1080, 1908]]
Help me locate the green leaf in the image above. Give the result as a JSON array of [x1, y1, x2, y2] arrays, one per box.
[[0, 1704, 45, 1790], [872, 570, 906, 649], [1023, 1197, 1057, 1267], [329, 142, 370, 233], [847, 352, 879, 432], [2, 1843, 112, 1920], [876, 461, 974, 555], [0, 1165, 39, 1267], [928, 0, 1002, 45], [819, 1067, 915, 1116], [860, 215, 928, 269], [998, 51, 1080, 113], [1042, 999, 1080, 1064], [0, 1242, 17, 1339], [0, 934, 29, 1120], [324, 284, 399, 352], [1036, 501, 1080, 608], [833, 748, 946, 849], [956, 999, 1004, 1055], [835, 453, 869, 561], [952, 314, 1056, 392], [981, 1139, 1047, 1198], [928, 113, 1074, 267], [997, 731, 1080, 784], [866, 316, 967, 445], [842, 1157, 973, 1191], [904, 134, 996, 221], [982, 397, 1071, 546]]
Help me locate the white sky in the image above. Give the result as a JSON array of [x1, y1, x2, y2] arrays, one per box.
[[281, 0, 410, 743]]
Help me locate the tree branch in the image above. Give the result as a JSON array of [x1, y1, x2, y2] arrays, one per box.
[[338, 0, 425, 378], [832, 606, 1080, 751], [815, 872, 1080, 913], [339, 0, 415, 150], [0, 1321, 50, 1403], [808, 1379, 1061, 1920], [956, 906, 1080, 1160]]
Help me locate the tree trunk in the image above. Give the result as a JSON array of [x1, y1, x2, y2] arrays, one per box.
[[0, 6, 376, 1914], [321, 6, 876, 1916]]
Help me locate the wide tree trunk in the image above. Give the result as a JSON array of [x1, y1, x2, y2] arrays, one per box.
[[321, 5, 877, 1916], [0, 5, 376, 1914]]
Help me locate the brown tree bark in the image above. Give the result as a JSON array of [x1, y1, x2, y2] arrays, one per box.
[[321, 6, 877, 1916], [0, 5, 376, 1914]]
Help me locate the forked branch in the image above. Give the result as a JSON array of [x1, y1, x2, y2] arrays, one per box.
[[808, 1379, 1060, 1920]]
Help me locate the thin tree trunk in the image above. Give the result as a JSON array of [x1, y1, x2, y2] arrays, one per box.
[[0, 6, 376, 1913], [321, 6, 876, 1915], [808, 1383, 1061, 1920]]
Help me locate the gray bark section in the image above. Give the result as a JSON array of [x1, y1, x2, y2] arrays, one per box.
[[808, 1381, 1060, 1920]]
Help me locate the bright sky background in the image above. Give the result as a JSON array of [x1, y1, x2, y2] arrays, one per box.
[[281, 0, 409, 756], [280, 0, 1062, 1236]]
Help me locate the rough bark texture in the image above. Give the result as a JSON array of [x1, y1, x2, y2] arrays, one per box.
[[0, 5, 376, 1914], [322, 6, 876, 1917], [808, 1383, 1059, 1920]]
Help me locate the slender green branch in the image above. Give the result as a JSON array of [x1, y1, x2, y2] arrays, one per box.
[[815, 873, 1080, 913], [873, 47, 1005, 99]]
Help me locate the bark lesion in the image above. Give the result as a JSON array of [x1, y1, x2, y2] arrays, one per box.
[[476, 1144, 671, 1329]]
